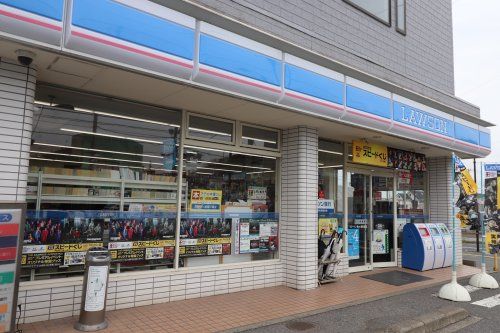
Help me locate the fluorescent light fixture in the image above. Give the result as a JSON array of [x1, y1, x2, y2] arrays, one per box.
[[29, 157, 175, 172], [60, 128, 163, 144], [188, 127, 232, 137], [187, 159, 270, 170], [184, 145, 276, 160], [31, 150, 163, 166], [196, 166, 241, 173], [318, 149, 343, 155], [241, 136, 276, 144], [246, 170, 275, 175], [195, 172, 213, 175], [34, 100, 52, 106], [34, 101, 179, 128], [318, 164, 343, 169], [32, 143, 162, 159]]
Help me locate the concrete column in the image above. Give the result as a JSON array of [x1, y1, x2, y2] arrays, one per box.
[[428, 156, 462, 264], [280, 126, 318, 290], [0, 58, 36, 202]]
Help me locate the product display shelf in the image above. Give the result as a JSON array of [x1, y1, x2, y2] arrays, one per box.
[[27, 172, 187, 209]]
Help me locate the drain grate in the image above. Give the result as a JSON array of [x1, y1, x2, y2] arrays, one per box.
[[285, 321, 316, 331]]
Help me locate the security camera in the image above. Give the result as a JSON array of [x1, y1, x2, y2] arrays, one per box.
[[15, 49, 36, 66]]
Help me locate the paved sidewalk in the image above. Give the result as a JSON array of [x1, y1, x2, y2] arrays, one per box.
[[20, 266, 479, 333]]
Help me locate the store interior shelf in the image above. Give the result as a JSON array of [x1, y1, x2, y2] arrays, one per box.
[[124, 198, 178, 204], [39, 195, 121, 203]]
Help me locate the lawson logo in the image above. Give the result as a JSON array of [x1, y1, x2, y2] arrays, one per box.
[[0, 214, 13, 223]]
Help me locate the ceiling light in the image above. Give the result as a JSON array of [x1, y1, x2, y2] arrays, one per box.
[[196, 166, 241, 173], [195, 172, 213, 175], [34, 100, 52, 106], [183, 145, 276, 159], [30, 150, 163, 166], [318, 149, 343, 155], [188, 127, 232, 137], [32, 143, 162, 159], [241, 136, 276, 144], [246, 170, 276, 175], [60, 128, 163, 144], [29, 157, 175, 172], [318, 164, 343, 169]]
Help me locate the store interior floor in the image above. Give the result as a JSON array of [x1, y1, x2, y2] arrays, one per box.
[[21, 266, 479, 333]]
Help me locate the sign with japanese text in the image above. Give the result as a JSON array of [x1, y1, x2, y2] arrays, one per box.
[[189, 189, 222, 212], [454, 156, 477, 196], [352, 140, 388, 167]]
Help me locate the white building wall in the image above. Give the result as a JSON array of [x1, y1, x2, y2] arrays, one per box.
[[0, 58, 36, 202], [280, 126, 318, 290], [428, 156, 463, 264]]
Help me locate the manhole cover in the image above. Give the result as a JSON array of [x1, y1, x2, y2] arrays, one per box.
[[285, 321, 316, 331]]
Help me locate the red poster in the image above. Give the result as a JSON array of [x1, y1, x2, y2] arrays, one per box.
[[0, 248, 17, 262], [0, 224, 19, 237]]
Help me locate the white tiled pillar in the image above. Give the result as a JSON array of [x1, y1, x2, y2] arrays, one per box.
[[281, 126, 318, 290], [0, 57, 36, 202], [428, 156, 462, 264]]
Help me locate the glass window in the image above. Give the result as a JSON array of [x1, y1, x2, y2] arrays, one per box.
[[396, 0, 406, 34], [187, 114, 234, 143], [241, 124, 279, 150], [180, 146, 278, 267], [24, 87, 182, 279], [344, 0, 391, 25], [318, 140, 344, 251]]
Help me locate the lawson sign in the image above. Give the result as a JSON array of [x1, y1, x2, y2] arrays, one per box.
[[0, 214, 13, 223], [393, 101, 454, 138]]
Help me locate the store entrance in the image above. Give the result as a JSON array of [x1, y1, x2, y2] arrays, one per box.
[[347, 169, 396, 272]]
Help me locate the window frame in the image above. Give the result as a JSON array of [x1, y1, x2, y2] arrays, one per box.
[[239, 122, 281, 152], [186, 112, 236, 145], [395, 0, 407, 35], [343, 0, 391, 27]]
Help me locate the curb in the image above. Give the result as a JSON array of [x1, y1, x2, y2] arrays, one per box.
[[384, 306, 468, 333]]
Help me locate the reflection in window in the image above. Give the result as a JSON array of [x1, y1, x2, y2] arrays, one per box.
[[396, 0, 406, 34], [241, 125, 279, 150], [188, 114, 233, 143], [181, 146, 278, 267], [344, 0, 390, 25]]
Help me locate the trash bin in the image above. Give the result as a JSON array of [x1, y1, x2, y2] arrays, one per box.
[[74, 247, 111, 332]]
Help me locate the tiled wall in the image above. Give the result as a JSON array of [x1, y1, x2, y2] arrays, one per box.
[[17, 261, 284, 324], [0, 57, 36, 202], [281, 126, 318, 290], [428, 156, 463, 264]]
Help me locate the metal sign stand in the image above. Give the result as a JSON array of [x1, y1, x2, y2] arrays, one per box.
[[0, 203, 26, 333], [438, 153, 471, 302], [469, 162, 499, 289]]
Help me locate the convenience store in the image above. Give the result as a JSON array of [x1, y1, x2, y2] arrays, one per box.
[[0, 0, 493, 323]]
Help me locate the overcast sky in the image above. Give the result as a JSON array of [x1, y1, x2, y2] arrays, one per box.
[[453, 0, 500, 163]]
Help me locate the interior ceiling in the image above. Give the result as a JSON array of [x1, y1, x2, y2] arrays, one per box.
[[0, 40, 472, 158]]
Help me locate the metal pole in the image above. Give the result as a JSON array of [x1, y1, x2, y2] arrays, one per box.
[[474, 158, 480, 252], [480, 162, 486, 271], [174, 111, 186, 270], [451, 153, 457, 282]]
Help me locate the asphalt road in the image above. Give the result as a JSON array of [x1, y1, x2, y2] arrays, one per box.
[[244, 273, 500, 332]]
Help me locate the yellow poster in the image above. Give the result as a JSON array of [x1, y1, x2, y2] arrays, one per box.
[[486, 231, 500, 254], [454, 155, 477, 195], [352, 140, 388, 167], [189, 189, 222, 212], [318, 218, 334, 236]]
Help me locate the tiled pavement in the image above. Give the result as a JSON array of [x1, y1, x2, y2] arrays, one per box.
[[20, 266, 479, 333]]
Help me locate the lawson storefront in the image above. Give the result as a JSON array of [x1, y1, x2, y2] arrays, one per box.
[[0, 0, 493, 324]]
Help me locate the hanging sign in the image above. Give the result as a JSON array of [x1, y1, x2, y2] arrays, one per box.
[[162, 137, 177, 170], [454, 156, 477, 195], [352, 140, 388, 167]]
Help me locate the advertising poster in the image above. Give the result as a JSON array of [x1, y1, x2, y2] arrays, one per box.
[[347, 228, 360, 259], [484, 164, 500, 253], [247, 186, 267, 201], [22, 212, 177, 267], [179, 218, 231, 257], [455, 156, 478, 196], [239, 218, 278, 254], [318, 199, 336, 236], [189, 189, 222, 213], [352, 140, 388, 167], [388, 148, 427, 171], [372, 229, 389, 254]]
